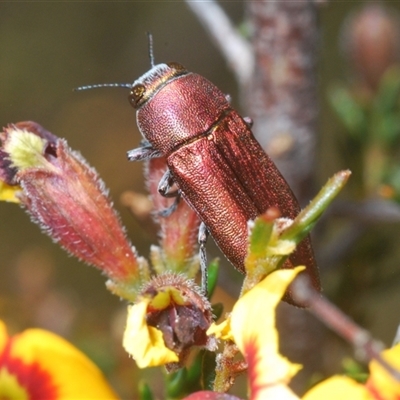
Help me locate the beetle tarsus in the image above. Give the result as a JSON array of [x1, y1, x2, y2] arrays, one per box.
[[158, 169, 179, 198], [198, 222, 209, 295], [243, 116, 253, 128], [127, 142, 162, 161], [158, 193, 181, 217]]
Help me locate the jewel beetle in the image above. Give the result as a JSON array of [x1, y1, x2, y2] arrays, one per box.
[[76, 44, 320, 304]]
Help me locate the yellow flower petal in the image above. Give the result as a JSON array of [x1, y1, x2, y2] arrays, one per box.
[[0, 368, 29, 400], [0, 320, 118, 399], [123, 300, 179, 368], [302, 376, 373, 400], [207, 318, 233, 341], [0, 321, 7, 350], [0, 181, 20, 203], [253, 384, 300, 400], [367, 343, 400, 399], [150, 286, 186, 309], [230, 268, 304, 397]]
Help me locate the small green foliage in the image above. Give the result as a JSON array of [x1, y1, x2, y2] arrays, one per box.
[[138, 381, 154, 400], [281, 170, 352, 245], [330, 66, 400, 199], [166, 368, 189, 399], [201, 350, 217, 391], [330, 85, 367, 139], [342, 358, 369, 384], [248, 216, 274, 260], [166, 352, 208, 398], [243, 171, 350, 293], [207, 258, 220, 300]]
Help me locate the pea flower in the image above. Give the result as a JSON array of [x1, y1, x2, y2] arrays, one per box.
[[207, 267, 303, 400], [0, 121, 148, 299], [123, 273, 216, 370], [187, 267, 400, 400], [0, 320, 118, 399]]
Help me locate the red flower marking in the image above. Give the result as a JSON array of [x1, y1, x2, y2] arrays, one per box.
[[244, 336, 266, 397], [0, 338, 59, 400]]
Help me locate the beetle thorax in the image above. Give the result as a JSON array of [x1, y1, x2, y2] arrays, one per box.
[[135, 72, 231, 156]]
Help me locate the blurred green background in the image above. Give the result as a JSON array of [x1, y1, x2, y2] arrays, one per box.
[[1, 1, 400, 398]]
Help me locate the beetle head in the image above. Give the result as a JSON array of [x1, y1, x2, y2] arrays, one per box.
[[128, 62, 188, 110]]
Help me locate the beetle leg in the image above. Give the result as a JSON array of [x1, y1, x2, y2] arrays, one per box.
[[158, 169, 182, 217], [158, 169, 179, 198], [158, 194, 181, 217], [127, 141, 162, 161], [198, 222, 209, 295], [243, 116, 253, 128]]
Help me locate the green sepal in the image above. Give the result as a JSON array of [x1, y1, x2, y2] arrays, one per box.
[[201, 350, 217, 390], [166, 352, 205, 398], [166, 368, 188, 398], [138, 380, 154, 400], [207, 258, 219, 300], [248, 214, 274, 260]]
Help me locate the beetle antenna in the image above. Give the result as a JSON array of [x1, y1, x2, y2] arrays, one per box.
[[73, 83, 132, 92], [147, 32, 155, 68]]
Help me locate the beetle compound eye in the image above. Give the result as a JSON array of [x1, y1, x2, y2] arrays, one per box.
[[129, 84, 146, 109], [167, 62, 187, 73]]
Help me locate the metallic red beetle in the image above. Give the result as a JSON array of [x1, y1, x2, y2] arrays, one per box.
[[125, 60, 320, 301], [76, 45, 320, 304]]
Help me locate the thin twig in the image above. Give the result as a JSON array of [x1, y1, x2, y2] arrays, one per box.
[[185, 0, 254, 85], [291, 275, 400, 382]]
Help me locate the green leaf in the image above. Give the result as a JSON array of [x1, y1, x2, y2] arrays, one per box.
[[374, 113, 400, 145], [166, 368, 188, 398], [139, 381, 154, 400], [248, 214, 274, 260], [201, 350, 217, 391], [374, 67, 400, 114], [329, 86, 367, 138], [281, 170, 351, 244], [207, 258, 220, 300]]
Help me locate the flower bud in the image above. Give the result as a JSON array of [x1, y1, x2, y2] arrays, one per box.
[[0, 121, 147, 293], [146, 157, 201, 278], [341, 3, 400, 90]]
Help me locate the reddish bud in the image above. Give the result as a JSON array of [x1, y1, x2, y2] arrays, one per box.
[[146, 157, 201, 277], [0, 121, 147, 290], [341, 3, 400, 90]]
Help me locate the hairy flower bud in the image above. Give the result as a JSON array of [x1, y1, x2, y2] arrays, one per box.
[[146, 157, 201, 278], [0, 121, 147, 294]]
